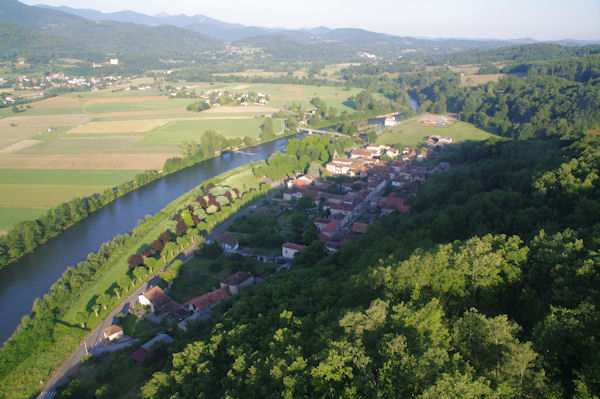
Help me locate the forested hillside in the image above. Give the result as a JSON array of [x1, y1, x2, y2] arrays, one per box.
[[133, 134, 599, 398], [406, 54, 600, 139]]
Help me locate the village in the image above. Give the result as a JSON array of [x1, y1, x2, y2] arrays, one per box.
[[0, 72, 129, 106], [95, 136, 453, 363]]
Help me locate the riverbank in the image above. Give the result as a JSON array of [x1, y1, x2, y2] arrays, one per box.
[[0, 160, 273, 399], [0, 135, 295, 345]]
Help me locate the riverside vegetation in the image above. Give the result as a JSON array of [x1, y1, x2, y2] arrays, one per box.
[[0, 133, 359, 399]]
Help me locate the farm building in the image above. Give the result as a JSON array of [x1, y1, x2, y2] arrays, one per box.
[[221, 271, 255, 295]]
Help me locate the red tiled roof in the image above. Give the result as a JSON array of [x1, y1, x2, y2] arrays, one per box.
[[385, 196, 405, 207], [103, 325, 122, 336], [322, 220, 340, 233], [303, 189, 320, 201], [283, 242, 307, 251], [142, 286, 182, 315], [352, 222, 369, 234], [222, 271, 253, 286], [184, 287, 230, 311]]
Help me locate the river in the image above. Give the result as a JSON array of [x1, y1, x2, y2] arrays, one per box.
[[0, 136, 293, 344]]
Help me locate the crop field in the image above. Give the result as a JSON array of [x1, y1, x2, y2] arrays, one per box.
[[377, 120, 496, 147], [67, 119, 167, 134], [0, 81, 359, 231], [18, 136, 179, 155], [0, 169, 139, 185], [0, 184, 109, 208], [141, 118, 284, 145], [82, 98, 189, 114], [0, 153, 173, 170], [0, 169, 140, 229]]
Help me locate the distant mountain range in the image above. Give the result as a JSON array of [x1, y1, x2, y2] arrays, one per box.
[[0, 0, 597, 68]]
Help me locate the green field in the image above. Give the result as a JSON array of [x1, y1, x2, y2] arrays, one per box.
[[0, 207, 48, 231], [377, 120, 496, 147], [0, 169, 140, 229], [0, 107, 83, 118], [0, 169, 139, 185], [141, 118, 283, 145], [18, 136, 178, 154], [218, 83, 362, 113], [82, 98, 189, 114], [0, 184, 111, 208]]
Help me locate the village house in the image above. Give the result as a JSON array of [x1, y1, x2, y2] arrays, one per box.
[[313, 218, 331, 231], [384, 115, 398, 127], [138, 286, 185, 316], [103, 325, 124, 342], [282, 242, 307, 259], [211, 234, 239, 252], [321, 219, 342, 239], [184, 287, 230, 314], [221, 271, 255, 295], [387, 147, 400, 158], [283, 188, 304, 201], [287, 174, 313, 188], [366, 144, 392, 157], [350, 148, 378, 159]]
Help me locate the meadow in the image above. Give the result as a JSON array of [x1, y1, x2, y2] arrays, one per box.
[[377, 120, 496, 147], [0, 169, 139, 230]]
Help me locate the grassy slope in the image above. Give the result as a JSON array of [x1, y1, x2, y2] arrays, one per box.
[[377, 120, 495, 147]]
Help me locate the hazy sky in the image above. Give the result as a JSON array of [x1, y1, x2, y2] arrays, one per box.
[[23, 0, 600, 40]]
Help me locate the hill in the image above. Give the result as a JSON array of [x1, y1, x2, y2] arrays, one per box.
[[0, 20, 99, 63], [0, 0, 223, 62]]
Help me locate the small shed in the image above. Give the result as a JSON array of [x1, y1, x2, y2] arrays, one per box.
[[221, 271, 254, 295], [103, 325, 123, 342]]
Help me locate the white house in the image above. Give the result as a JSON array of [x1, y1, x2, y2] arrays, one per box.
[[103, 325, 123, 342], [109, 58, 119, 65], [384, 115, 398, 127], [281, 242, 307, 259]]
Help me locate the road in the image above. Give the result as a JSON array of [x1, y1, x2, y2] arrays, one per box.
[[37, 274, 161, 398], [37, 187, 279, 398]]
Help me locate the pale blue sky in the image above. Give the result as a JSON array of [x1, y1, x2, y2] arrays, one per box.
[[24, 0, 600, 40]]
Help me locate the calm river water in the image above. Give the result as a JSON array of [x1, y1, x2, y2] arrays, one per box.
[[0, 136, 293, 344]]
